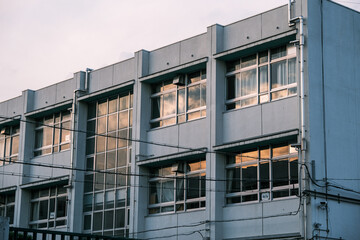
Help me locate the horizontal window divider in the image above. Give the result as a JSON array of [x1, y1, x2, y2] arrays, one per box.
[[187, 79, 207, 87], [186, 106, 206, 114], [226, 95, 258, 104], [149, 115, 177, 123], [270, 84, 297, 92]]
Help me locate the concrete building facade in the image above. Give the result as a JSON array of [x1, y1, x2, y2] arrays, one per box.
[[1, 0, 360, 239]]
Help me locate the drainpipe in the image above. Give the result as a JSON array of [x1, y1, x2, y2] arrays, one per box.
[[289, 0, 307, 239]]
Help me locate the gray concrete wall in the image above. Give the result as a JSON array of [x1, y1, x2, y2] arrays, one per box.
[[307, 0, 360, 239]]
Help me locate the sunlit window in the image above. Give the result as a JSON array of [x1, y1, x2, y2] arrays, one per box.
[[34, 111, 71, 156], [148, 159, 206, 214], [226, 143, 298, 204], [226, 45, 297, 110], [0, 125, 20, 165], [84, 92, 133, 237], [150, 69, 206, 128]]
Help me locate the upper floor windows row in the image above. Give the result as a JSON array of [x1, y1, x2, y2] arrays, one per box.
[[150, 69, 206, 128], [0, 125, 20, 165], [226, 45, 297, 110], [34, 111, 71, 156]]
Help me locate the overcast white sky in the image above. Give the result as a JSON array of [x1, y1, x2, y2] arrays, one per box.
[[0, 0, 359, 102]]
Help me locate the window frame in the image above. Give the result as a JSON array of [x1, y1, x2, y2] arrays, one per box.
[[225, 45, 297, 111], [34, 111, 71, 156], [225, 143, 299, 205], [0, 125, 20, 165], [148, 159, 206, 215], [83, 92, 133, 237], [29, 185, 68, 229], [150, 69, 206, 129], [0, 192, 16, 225]]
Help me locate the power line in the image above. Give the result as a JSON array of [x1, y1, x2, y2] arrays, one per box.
[[1, 158, 301, 185]]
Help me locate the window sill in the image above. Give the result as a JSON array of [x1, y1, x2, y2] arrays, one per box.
[[224, 195, 299, 208], [148, 115, 207, 132], [224, 94, 297, 114]]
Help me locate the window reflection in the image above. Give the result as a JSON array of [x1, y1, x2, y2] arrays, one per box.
[[226, 142, 298, 204], [226, 45, 297, 110], [150, 69, 206, 128]]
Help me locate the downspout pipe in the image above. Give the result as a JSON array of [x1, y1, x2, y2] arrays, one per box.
[[288, 1, 306, 238]]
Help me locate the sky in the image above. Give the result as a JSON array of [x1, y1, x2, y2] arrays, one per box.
[[0, 0, 359, 103]]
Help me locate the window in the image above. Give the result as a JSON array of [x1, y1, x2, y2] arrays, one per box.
[[0, 192, 15, 225], [226, 143, 298, 204], [226, 45, 297, 110], [84, 92, 133, 237], [0, 125, 20, 165], [148, 159, 206, 214], [34, 111, 71, 156], [29, 185, 67, 229], [150, 69, 206, 128]]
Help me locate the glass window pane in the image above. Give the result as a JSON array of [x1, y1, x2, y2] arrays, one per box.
[[87, 120, 95, 137], [106, 151, 116, 169], [116, 168, 126, 187], [288, 58, 296, 84], [271, 60, 287, 89], [31, 202, 39, 221], [11, 136, 19, 155], [163, 92, 176, 116], [242, 164, 258, 191], [227, 60, 240, 72], [163, 80, 176, 91], [88, 102, 96, 119], [271, 46, 286, 60], [271, 89, 287, 100], [108, 114, 117, 132], [61, 121, 71, 143], [151, 96, 161, 119], [176, 178, 184, 201], [56, 197, 67, 217], [116, 189, 126, 207], [187, 85, 200, 110], [272, 159, 289, 187], [39, 200, 48, 220], [104, 210, 114, 230], [241, 149, 258, 162], [290, 158, 298, 184], [84, 215, 91, 230], [227, 76, 236, 100], [86, 138, 95, 155], [107, 132, 116, 151], [200, 83, 206, 107], [106, 171, 115, 189], [117, 130, 127, 148], [259, 66, 268, 93], [259, 51, 268, 64], [260, 161, 270, 189], [241, 54, 256, 68], [161, 180, 174, 202], [97, 117, 106, 134], [118, 111, 129, 129], [272, 144, 289, 157], [35, 129, 43, 149], [178, 89, 185, 114], [43, 127, 53, 146], [188, 71, 201, 84], [84, 174, 94, 193], [95, 172, 105, 191], [119, 95, 129, 111], [115, 209, 125, 228], [186, 176, 199, 199], [96, 136, 106, 153], [54, 125, 60, 145], [93, 212, 103, 231], [105, 191, 115, 209], [109, 97, 117, 113], [117, 148, 127, 167], [0, 139, 4, 158], [227, 168, 240, 193], [97, 101, 107, 116]]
